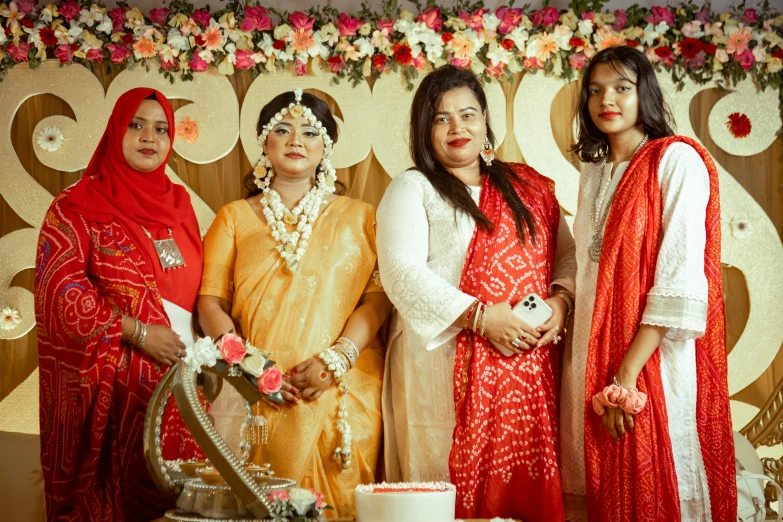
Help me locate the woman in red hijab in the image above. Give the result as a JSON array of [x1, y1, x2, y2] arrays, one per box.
[[34, 88, 203, 521]]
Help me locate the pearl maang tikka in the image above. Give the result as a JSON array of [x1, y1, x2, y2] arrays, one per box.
[[253, 88, 337, 272]]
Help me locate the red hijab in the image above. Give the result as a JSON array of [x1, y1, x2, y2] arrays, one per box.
[[64, 88, 203, 310]]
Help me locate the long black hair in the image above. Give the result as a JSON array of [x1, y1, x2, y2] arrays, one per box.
[[410, 64, 536, 243], [572, 46, 675, 163], [243, 91, 346, 198]]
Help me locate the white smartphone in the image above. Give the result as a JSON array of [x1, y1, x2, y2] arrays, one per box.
[[491, 292, 553, 357]]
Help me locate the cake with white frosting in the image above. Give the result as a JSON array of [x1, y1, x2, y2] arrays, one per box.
[[355, 482, 456, 522]]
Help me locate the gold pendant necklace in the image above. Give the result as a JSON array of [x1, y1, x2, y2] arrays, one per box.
[[141, 225, 186, 270]]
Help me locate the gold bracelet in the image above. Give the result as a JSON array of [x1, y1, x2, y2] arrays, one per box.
[[553, 289, 574, 316]]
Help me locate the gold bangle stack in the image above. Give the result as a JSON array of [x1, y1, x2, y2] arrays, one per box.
[[464, 300, 487, 336], [334, 337, 359, 370], [128, 317, 148, 348]]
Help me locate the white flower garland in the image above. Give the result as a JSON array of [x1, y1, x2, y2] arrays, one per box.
[[318, 347, 352, 470], [253, 87, 337, 272]]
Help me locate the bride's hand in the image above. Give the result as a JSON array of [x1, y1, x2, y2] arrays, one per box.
[[287, 357, 335, 402]]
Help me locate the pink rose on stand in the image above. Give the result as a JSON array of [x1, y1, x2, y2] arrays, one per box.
[[192, 9, 212, 27], [86, 48, 104, 63], [109, 7, 128, 32], [741, 9, 758, 24], [106, 43, 131, 64], [646, 6, 675, 26], [189, 53, 209, 72], [59, 0, 80, 22], [376, 19, 394, 31], [259, 366, 283, 395], [738, 48, 756, 71], [613, 10, 628, 31], [308, 488, 327, 510], [219, 333, 247, 364], [269, 490, 289, 502], [496, 7, 522, 34], [54, 43, 75, 63]]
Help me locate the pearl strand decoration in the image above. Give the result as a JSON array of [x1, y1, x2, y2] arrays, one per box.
[[253, 88, 337, 272], [318, 346, 352, 469]]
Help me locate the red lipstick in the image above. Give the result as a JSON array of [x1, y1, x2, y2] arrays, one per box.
[[447, 138, 470, 147], [598, 112, 620, 120]]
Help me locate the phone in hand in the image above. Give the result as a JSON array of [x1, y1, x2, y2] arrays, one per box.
[[491, 292, 553, 357]]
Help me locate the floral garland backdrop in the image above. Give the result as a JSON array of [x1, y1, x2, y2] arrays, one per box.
[[0, 0, 782, 132]]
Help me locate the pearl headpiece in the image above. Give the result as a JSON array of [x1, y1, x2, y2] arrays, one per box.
[[252, 88, 338, 272]]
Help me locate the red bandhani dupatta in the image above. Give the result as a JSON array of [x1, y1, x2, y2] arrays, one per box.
[[583, 136, 736, 522], [449, 164, 563, 520]]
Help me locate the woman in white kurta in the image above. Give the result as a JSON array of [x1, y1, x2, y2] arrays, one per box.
[[561, 143, 712, 521], [377, 66, 576, 521], [562, 46, 735, 522]]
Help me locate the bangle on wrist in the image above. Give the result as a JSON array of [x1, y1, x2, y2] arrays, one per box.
[[463, 300, 479, 331]]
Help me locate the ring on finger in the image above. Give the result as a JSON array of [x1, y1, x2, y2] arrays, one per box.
[[177, 349, 184, 358], [510, 338, 521, 348], [553, 334, 562, 344]]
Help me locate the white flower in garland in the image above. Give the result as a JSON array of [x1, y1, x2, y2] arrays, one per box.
[[37, 127, 65, 152], [1, 305, 21, 331]]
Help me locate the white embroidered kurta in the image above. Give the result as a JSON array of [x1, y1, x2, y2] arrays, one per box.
[[377, 169, 576, 482], [561, 142, 712, 522]]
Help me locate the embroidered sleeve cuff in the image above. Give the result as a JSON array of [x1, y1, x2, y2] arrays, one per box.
[[641, 292, 707, 341]]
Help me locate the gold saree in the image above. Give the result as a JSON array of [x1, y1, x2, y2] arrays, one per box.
[[198, 197, 384, 518]]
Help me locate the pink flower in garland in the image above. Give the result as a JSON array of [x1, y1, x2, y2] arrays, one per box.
[[234, 49, 256, 70], [695, 6, 711, 23], [189, 53, 209, 72], [241, 6, 272, 32], [727, 112, 751, 138], [646, 6, 675, 26], [16, 0, 34, 15], [6, 40, 30, 62], [416, 7, 443, 32], [569, 52, 587, 70], [741, 9, 758, 24], [613, 10, 628, 31], [58, 0, 80, 22], [376, 19, 394, 31], [486, 62, 505, 79], [737, 48, 755, 70], [725, 26, 752, 56], [496, 7, 522, 34], [459, 8, 488, 31], [192, 9, 212, 28], [289, 11, 315, 32], [54, 43, 75, 63], [450, 57, 471, 68], [86, 48, 104, 62], [582, 11, 595, 21], [335, 13, 364, 36], [109, 7, 128, 32], [523, 56, 544, 69], [412, 53, 426, 71], [149, 8, 169, 26], [531, 6, 559, 29], [294, 59, 307, 76], [106, 43, 131, 64]]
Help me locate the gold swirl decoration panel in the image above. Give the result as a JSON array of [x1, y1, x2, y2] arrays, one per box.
[[0, 67, 782, 444]]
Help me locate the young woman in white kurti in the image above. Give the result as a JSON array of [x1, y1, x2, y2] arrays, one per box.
[[561, 46, 735, 522], [377, 65, 576, 521]]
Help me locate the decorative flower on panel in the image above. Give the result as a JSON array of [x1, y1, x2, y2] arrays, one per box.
[[37, 126, 65, 152], [1, 305, 21, 331], [730, 217, 752, 239], [175, 116, 199, 144], [727, 112, 752, 138]]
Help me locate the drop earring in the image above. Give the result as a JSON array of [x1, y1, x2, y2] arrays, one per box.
[[480, 135, 495, 166]]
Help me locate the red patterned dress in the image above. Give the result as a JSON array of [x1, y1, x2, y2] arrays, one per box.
[[449, 165, 564, 520], [35, 192, 202, 521]]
